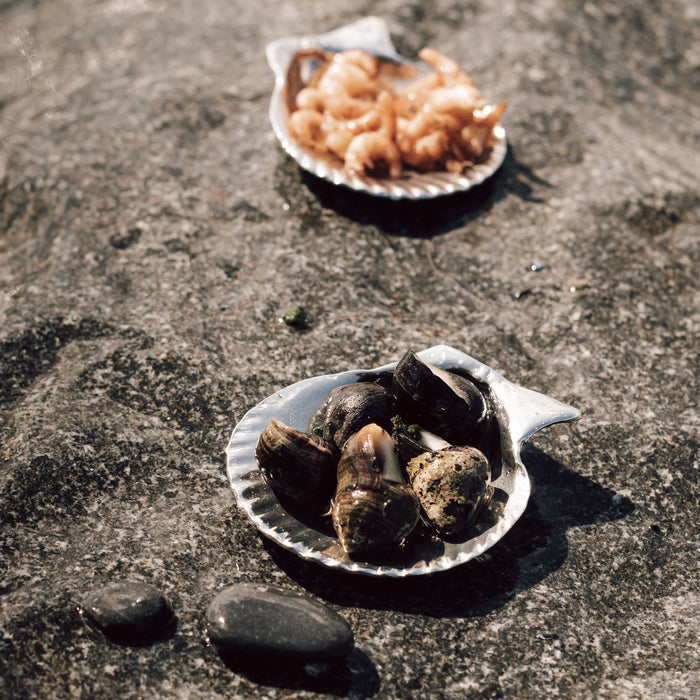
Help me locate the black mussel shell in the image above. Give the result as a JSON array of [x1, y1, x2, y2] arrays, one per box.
[[315, 382, 397, 454], [392, 349, 490, 447]]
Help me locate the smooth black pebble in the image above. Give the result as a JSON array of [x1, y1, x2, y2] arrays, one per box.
[[81, 581, 174, 645], [205, 583, 354, 663]]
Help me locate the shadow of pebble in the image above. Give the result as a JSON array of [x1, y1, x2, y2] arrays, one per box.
[[214, 646, 380, 698], [261, 444, 634, 617]]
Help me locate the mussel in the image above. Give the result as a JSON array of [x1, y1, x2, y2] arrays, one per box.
[[255, 418, 337, 513], [332, 423, 420, 555], [392, 349, 491, 448], [311, 382, 397, 454], [405, 445, 493, 538]]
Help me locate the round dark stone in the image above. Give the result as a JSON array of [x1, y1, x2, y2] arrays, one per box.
[[81, 581, 174, 645], [205, 583, 354, 663]]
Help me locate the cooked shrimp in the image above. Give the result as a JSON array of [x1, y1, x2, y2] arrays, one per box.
[[459, 101, 507, 158], [344, 131, 402, 178], [325, 96, 374, 120], [394, 72, 442, 117], [325, 92, 394, 159], [418, 47, 474, 87], [317, 52, 382, 101], [295, 87, 326, 112], [325, 109, 380, 159], [426, 84, 486, 119], [399, 130, 450, 172], [288, 109, 326, 150], [397, 110, 461, 142], [335, 49, 380, 77], [284, 46, 505, 177]]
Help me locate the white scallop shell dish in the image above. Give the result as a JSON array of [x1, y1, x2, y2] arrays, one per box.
[[226, 345, 581, 578], [265, 17, 508, 200]]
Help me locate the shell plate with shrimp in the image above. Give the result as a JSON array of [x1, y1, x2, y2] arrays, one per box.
[[284, 45, 505, 180], [266, 17, 508, 199]]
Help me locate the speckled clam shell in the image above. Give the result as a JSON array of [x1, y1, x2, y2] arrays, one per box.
[[226, 345, 581, 577], [265, 16, 507, 200], [406, 445, 493, 538]]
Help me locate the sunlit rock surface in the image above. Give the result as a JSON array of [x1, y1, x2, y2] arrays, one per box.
[[0, 1, 698, 698]]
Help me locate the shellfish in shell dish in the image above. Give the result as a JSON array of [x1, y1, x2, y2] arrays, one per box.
[[227, 345, 581, 577]]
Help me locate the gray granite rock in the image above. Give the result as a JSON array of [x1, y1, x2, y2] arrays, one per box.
[[0, 0, 698, 698]]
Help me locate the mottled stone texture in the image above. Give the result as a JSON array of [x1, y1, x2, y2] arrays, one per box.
[[0, 1, 698, 698]]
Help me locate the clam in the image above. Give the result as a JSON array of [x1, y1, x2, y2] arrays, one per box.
[[332, 423, 420, 555], [312, 381, 397, 454], [255, 418, 336, 513], [405, 446, 493, 538], [391, 414, 451, 465], [392, 349, 491, 448]]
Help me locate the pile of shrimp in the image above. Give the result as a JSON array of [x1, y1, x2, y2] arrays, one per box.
[[285, 47, 506, 178]]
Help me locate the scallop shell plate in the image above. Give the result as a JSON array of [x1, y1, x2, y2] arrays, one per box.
[[266, 16, 508, 200], [226, 346, 580, 577]]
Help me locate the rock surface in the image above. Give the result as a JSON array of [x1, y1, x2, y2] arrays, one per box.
[[0, 1, 698, 698]]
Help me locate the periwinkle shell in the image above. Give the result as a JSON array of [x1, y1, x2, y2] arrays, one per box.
[[205, 583, 354, 663], [332, 484, 420, 555], [81, 581, 174, 645], [406, 445, 492, 538], [332, 423, 419, 555]]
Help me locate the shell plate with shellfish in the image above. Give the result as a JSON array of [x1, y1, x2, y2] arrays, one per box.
[[226, 346, 581, 577]]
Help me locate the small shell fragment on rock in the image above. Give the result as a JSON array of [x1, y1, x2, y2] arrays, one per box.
[[205, 583, 354, 663], [279, 305, 308, 327]]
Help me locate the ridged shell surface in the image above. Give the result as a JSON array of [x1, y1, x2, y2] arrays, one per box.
[[332, 424, 420, 554], [255, 418, 336, 512]]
